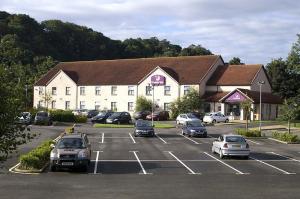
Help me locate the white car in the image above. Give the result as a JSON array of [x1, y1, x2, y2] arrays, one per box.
[[212, 134, 250, 159], [176, 113, 200, 125], [203, 112, 229, 123]]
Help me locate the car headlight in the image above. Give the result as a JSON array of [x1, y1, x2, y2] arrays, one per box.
[[136, 130, 142, 133], [78, 150, 88, 158], [190, 130, 196, 133], [50, 151, 58, 158]]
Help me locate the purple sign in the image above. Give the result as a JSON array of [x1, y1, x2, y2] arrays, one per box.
[[151, 75, 165, 86], [225, 91, 246, 102]]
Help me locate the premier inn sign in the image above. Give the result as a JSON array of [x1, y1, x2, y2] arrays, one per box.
[[151, 75, 166, 86]]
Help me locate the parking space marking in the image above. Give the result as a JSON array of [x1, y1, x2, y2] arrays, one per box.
[[130, 151, 151, 175], [166, 151, 201, 175], [99, 133, 104, 143], [250, 157, 296, 175], [203, 152, 247, 175], [179, 134, 201, 145], [93, 151, 103, 174], [246, 139, 261, 145], [267, 152, 300, 163], [129, 133, 136, 144], [155, 134, 168, 144]]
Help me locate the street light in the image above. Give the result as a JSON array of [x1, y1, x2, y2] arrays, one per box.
[[148, 83, 155, 126], [258, 81, 265, 132]]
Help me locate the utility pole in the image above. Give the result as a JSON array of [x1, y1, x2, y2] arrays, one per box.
[[258, 81, 265, 132]]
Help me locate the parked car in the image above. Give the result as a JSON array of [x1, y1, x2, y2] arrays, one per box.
[[50, 133, 91, 172], [189, 112, 204, 121], [181, 120, 207, 137], [203, 112, 229, 123], [91, 111, 114, 124], [146, 111, 169, 121], [133, 110, 151, 120], [211, 134, 250, 159], [87, 110, 99, 118], [133, 120, 155, 137], [34, 111, 52, 125], [16, 112, 32, 125], [106, 112, 132, 124], [72, 109, 88, 116], [176, 113, 200, 125]]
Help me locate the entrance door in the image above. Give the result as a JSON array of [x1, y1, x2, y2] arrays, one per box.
[[228, 104, 240, 120]]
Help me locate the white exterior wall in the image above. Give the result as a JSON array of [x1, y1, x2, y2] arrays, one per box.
[[251, 68, 272, 92], [206, 85, 251, 92], [138, 67, 179, 110]]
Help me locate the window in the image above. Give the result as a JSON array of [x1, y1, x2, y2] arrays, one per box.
[[128, 102, 134, 111], [65, 101, 70, 110], [51, 87, 57, 95], [184, 86, 190, 95], [38, 100, 43, 108], [95, 101, 100, 110], [111, 86, 117, 95], [39, 87, 43, 95], [164, 86, 171, 96], [128, 86, 134, 96], [146, 86, 152, 96], [95, 86, 101, 95], [164, 103, 170, 111], [218, 106, 221, 112], [66, 87, 71, 95], [51, 100, 56, 109], [80, 101, 85, 109], [111, 102, 117, 111], [80, 87, 85, 95]]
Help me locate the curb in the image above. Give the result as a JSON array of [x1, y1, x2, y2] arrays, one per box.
[[268, 138, 300, 144]]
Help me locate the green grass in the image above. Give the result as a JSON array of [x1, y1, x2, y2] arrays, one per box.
[[153, 122, 174, 128], [93, 122, 174, 129]]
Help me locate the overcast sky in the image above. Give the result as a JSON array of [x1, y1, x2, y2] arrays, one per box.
[[1, 0, 299, 64]]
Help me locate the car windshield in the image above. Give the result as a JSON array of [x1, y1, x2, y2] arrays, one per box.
[[97, 112, 107, 117], [21, 112, 29, 117], [187, 121, 203, 127], [111, 112, 121, 117], [187, 113, 197, 118], [136, 120, 152, 127], [57, 138, 85, 149], [205, 113, 212, 116], [37, 112, 48, 117], [226, 136, 245, 143]]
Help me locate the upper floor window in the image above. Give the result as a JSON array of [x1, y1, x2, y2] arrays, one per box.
[[38, 87, 43, 95], [146, 86, 152, 96], [111, 86, 117, 95], [80, 87, 85, 95], [52, 87, 57, 95], [95, 86, 101, 95], [164, 86, 171, 96], [66, 87, 71, 95], [184, 86, 190, 95], [128, 86, 134, 96]]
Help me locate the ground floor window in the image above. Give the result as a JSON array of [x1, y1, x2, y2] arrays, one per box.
[[204, 103, 211, 113], [164, 103, 170, 111], [51, 100, 56, 109], [80, 101, 85, 109], [38, 100, 43, 108], [111, 102, 117, 111], [95, 101, 100, 110], [65, 101, 70, 110], [128, 102, 134, 111]]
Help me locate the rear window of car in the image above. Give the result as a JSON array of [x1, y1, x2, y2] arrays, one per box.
[[136, 120, 152, 127], [57, 138, 86, 149], [37, 112, 48, 117], [187, 121, 203, 127], [226, 136, 245, 143]]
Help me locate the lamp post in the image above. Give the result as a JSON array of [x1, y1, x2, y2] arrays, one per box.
[[148, 83, 155, 126], [258, 81, 265, 132]]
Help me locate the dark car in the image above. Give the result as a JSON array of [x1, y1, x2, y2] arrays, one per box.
[[87, 110, 99, 118], [133, 120, 155, 137], [106, 112, 132, 124], [91, 111, 114, 124], [181, 120, 207, 137], [34, 111, 52, 125], [133, 110, 151, 120], [146, 111, 169, 121], [189, 112, 204, 121]]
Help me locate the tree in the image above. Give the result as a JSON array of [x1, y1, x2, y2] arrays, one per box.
[[41, 92, 52, 111], [287, 34, 300, 71], [228, 57, 244, 65], [240, 100, 253, 131], [279, 98, 299, 134], [135, 96, 152, 112], [180, 44, 212, 56]]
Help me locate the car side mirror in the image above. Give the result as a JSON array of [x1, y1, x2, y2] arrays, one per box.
[[50, 143, 55, 148]]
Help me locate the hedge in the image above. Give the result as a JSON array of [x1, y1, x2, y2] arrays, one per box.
[[235, 128, 261, 137], [50, 110, 75, 122], [75, 115, 87, 123], [19, 140, 54, 170], [272, 132, 299, 143]]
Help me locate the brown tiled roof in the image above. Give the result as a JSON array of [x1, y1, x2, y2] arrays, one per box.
[[35, 55, 220, 86], [207, 64, 262, 86], [203, 89, 282, 104]]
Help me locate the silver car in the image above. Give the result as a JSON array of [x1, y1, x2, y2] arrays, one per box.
[[212, 134, 250, 159]]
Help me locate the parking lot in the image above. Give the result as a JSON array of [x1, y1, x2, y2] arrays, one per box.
[[1, 124, 300, 199]]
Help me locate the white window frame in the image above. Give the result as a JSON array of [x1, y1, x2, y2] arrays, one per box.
[[95, 101, 100, 110], [65, 101, 70, 110], [51, 87, 57, 95], [66, 87, 71, 95], [95, 86, 101, 95], [80, 87, 85, 95], [39, 87, 43, 95], [80, 101, 85, 109], [164, 86, 171, 96], [128, 86, 134, 96], [184, 86, 190, 95], [128, 102, 134, 111], [111, 86, 117, 95], [111, 102, 117, 111], [51, 100, 56, 109], [146, 86, 152, 96], [164, 103, 170, 111]]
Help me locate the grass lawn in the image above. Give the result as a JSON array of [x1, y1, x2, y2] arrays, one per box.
[[93, 121, 174, 129]]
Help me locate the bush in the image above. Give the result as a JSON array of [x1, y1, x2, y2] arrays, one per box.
[[50, 110, 75, 122], [75, 115, 87, 123], [272, 131, 299, 143], [19, 140, 54, 170], [235, 128, 261, 137]]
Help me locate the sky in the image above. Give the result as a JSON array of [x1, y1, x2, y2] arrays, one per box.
[[1, 0, 300, 65]]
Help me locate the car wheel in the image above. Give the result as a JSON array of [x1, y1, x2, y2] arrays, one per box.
[[244, 156, 249, 160], [50, 164, 56, 172], [219, 149, 224, 159], [225, 119, 229, 123], [181, 130, 185, 135], [211, 146, 215, 154], [81, 164, 88, 172], [212, 120, 216, 124]]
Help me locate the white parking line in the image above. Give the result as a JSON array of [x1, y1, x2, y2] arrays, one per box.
[[93, 151, 103, 174], [246, 139, 261, 145], [250, 157, 296, 175], [267, 152, 300, 163], [166, 151, 201, 175], [130, 151, 151, 175], [129, 133, 136, 144], [179, 134, 201, 145], [99, 133, 104, 143], [155, 134, 168, 144], [203, 152, 247, 175]]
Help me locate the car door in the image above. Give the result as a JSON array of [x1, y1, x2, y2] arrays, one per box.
[[214, 135, 223, 150]]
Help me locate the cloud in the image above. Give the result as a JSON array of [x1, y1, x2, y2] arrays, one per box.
[[0, 0, 299, 64]]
